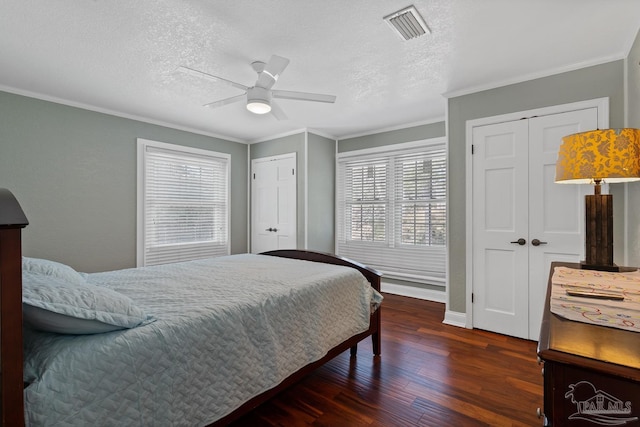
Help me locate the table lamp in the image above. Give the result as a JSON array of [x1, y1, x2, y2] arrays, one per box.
[[555, 128, 640, 271]]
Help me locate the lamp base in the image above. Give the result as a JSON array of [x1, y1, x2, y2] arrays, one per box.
[[584, 193, 614, 267], [580, 261, 619, 272]]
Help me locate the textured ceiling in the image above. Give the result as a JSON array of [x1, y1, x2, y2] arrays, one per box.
[[0, 1, 639, 142]]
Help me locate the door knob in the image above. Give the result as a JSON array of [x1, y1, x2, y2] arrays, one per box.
[[510, 238, 526, 245], [531, 239, 547, 246], [265, 227, 279, 232]]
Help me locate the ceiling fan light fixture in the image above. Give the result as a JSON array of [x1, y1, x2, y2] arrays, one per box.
[[180, 55, 334, 120], [247, 100, 271, 114], [246, 87, 272, 114]]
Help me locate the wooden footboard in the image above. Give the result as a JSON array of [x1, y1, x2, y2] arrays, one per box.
[[209, 249, 382, 426], [261, 249, 382, 355]]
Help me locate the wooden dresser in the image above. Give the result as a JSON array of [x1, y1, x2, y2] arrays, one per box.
[[537, 262, 640, 426]]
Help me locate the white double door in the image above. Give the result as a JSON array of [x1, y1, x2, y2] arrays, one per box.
[[251, 153, 297, 254], [472, 108, 598, 340]]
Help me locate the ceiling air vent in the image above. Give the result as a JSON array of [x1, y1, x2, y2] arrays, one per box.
[[384, 5, 430, 40]]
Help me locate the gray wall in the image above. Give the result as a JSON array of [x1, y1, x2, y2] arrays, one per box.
[[627, 29, 640, 265], [0, 91, 248, 272], [250, 132, 306, 248], [338, 122, 445, 152], [307, 133, 336, 253], [447, 60, 626, 313]]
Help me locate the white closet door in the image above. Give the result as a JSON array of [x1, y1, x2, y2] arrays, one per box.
[[472, 108, 598, 339], [251, 154, 297, 253], [472, 120, 530, 339], [527, 108, 597, 339]]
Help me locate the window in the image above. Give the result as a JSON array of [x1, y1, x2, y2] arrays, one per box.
[[137, 139, 230, 266], [336, 139, 446, 284]]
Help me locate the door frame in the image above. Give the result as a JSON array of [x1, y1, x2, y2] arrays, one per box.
[[464, 97, 609, 329]]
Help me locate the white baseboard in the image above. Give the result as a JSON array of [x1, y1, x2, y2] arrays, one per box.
[[443, 310, 467, 328], [380, 282, 468, 328], [381, 281, 446, 303]]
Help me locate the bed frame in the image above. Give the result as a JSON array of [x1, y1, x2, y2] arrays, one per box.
[[0, 189, 381, 426]]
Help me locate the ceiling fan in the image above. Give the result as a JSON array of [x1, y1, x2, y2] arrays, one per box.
[[177, 55, 336, 120]]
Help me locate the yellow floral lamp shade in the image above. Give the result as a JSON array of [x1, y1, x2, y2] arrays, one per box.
[[555, 128, 640, 184]]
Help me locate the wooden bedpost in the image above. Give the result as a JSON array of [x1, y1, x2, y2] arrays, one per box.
[[0, 189, 28, 427]]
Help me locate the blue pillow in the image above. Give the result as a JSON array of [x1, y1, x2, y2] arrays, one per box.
[[22, 272, 154, 335], [22, 257, 86, 286]]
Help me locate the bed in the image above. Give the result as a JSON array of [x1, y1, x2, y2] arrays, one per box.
[[0, 188, 382, 426]]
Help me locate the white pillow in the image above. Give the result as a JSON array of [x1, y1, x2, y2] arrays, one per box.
[[22, 272, 154, 335], [22, 257, 86, 286]]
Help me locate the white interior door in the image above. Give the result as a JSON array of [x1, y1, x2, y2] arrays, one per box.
[[472, 120, 530, 339], [472, 108, 598, 339], [527, 109, 597, 338], [251, 154, 297, 253]]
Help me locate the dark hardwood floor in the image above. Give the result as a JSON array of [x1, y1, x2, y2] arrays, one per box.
[[230, 293, 543, 427]]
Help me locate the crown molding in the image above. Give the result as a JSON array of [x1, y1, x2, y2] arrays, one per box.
[[0, 85, 245, 143]]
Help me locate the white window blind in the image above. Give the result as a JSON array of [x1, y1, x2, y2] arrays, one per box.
[[137, 139, 230, 266], [337, 141, 446, 284]]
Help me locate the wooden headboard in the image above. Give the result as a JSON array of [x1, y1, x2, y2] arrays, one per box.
[[0, 189, 28, 426]]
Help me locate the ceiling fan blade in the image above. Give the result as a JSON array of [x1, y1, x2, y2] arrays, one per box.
[[203, 94, 245, 109], [256, 55, 290, 89], [272, 90, 336, 103], [270, 101, 288, 121], [177, 66, 248, 92]]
